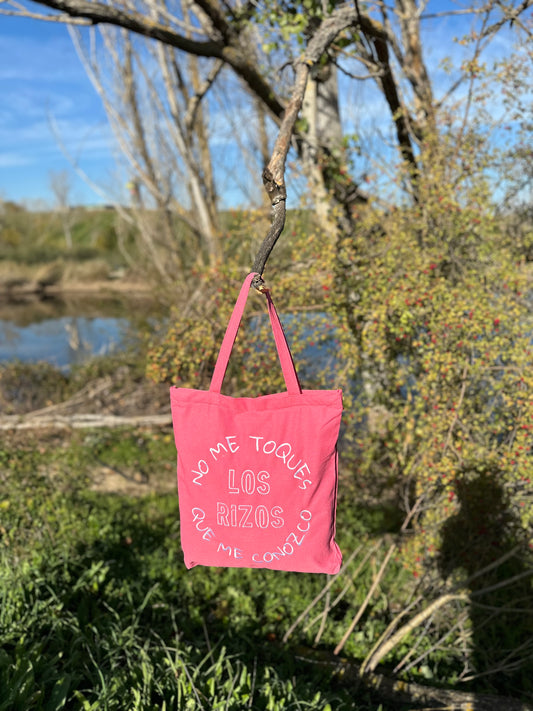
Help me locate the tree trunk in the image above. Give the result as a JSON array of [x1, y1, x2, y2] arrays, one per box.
[[301, 64, 349, 233]]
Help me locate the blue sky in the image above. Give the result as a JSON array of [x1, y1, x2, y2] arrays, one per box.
[[0, 2, 529, 209], [0, 12, 115, 207]]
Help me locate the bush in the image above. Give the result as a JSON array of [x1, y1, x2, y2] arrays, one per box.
[[147, 153, 533, 693], [0, 362, 69, 415], [333, 169, 532, 554], [330, 158, 533, 692]]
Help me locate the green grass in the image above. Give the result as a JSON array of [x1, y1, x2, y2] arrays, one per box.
[[2, 422, 531, 708], [0, 430, 405, 710]]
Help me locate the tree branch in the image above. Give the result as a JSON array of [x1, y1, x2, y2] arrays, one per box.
[[22, 0, 376, 285], [28, 0, 224, 55], [251, 61, 308, 288], [23, 0, 286, 121], [251, 3, 367, 287], [0, 1, 90, 23]]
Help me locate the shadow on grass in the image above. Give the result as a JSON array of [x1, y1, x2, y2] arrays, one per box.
[[439, 473, 533, 704]]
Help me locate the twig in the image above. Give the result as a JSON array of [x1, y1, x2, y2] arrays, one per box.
[[314, 589, 331, 646], [304, 571, 358, 635], [334, 542, 396, 656], [391, 608, 437, 674], [361, 594, 424, 675], [470, 568, 533, 597], [399, 610, 470, 676], [360, 593, 468, 673], [462, 544, 521, 588], [460, 636, 533, 682], [282, 542, 368, 644]]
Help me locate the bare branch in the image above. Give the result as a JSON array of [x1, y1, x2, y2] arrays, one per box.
[[0, 1, 90, 24], [334, 542, 397, 656], [24, 0, 224, 55], [0, 413, 171, 430], [184, 58, 224, 134], [282, 541, 376, 644], [252, 3, 370, 286], [420, 3, 495, 19], [420, 0, 533, 28], [361, 592, 468, 674]]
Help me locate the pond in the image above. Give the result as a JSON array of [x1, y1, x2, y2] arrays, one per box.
[[0, 294, 158, 370], [0, 295, 345, 388]]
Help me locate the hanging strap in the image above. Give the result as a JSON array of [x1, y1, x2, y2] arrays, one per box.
[[209, 272, 301, 395]]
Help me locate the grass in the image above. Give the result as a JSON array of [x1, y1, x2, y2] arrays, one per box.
[[2, 328, 532, 708], [0, 428, 405, 710], [2, 371, 532, 708], [3, 424, 530, 708]]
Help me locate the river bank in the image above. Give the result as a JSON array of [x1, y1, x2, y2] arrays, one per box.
[[0, 257, 153, 301], [0, 260, 167, 421]]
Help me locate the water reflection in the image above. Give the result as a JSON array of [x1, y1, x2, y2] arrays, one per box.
[[0, 315, 129, 368], [0, 295, 153, 369]]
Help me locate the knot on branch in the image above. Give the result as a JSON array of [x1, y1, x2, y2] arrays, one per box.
[[262, 168, 287, 206], [252, 168, 288, 289], [251, 274, 268, 292]]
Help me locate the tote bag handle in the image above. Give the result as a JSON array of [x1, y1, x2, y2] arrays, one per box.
[[210, 272, 302, 395]]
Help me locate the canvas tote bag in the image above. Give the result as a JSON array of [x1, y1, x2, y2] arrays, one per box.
[[170, 272, 343, 573]]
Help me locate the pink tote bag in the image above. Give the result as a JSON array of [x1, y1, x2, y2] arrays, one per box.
[[170, 272, 342, 573]]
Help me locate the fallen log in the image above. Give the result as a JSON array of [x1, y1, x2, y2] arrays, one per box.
[[292, 645, 533, 711], [0, 413, 172, 430], [361, 671, 532, 711]]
